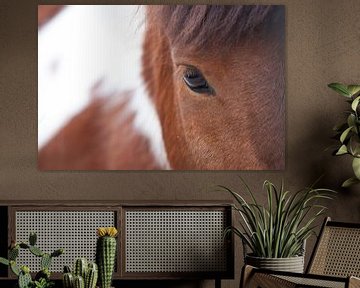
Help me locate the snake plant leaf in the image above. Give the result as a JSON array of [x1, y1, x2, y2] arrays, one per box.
[[351, 96, 360, 111], [352, 157, 360, 179], [351, 125, 359, 134], [336, 145, 348, 155], [328, 83, 351, 97], [347, 85, 360, 97], [340, 126, 353, 143], [224, 179, 335, 258], [342, 177, 360, 188]]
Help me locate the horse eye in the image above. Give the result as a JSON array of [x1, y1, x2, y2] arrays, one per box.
[[183, 68, 215, 96]]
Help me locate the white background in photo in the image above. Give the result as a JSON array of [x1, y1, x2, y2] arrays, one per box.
[[38, 5, 145, 149]]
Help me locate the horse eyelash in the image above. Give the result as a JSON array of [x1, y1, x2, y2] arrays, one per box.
[[185, 68, 200, 78], [183, 67, 216, 96]]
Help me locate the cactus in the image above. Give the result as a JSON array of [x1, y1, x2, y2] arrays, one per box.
[[63, 258, 98, 288], [21, 265, 30, 274], [9, 246, 19, 260], [29, 232, 37, 246], [29, 246, 44, 257], [74, 275, 85, 288], [0, 232, 64, 288], [41, 253, 52, 270], [18, 266, 32, 288], [62, 265, 74, 288], [74, 258, 88, 279], [63, 272, 74, 288], [35, 268, 51, 281], [63, 260, 98, 288], [51, 248, 64, 257], [10, 260, 20, 276], [96, 227, 118, 288], [19, 243, 30, 249], [85, 263, 98, 288], [18, 270, 32, 288]]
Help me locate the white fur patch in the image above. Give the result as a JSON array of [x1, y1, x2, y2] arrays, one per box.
[[38, 5, 171, 169], [129, 83, 171, 170], [38, 5, 145, 148]]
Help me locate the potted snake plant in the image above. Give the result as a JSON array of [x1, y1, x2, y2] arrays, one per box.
[[329, 83, 360, 187], [221, 178, 335, 273]]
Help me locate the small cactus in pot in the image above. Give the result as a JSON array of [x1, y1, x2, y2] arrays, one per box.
[[96, 227, 118, 288], [74, 258, 88, 280], [62, 259, 98, 288], [85, 262, 98, 288], [62, 266, 74, 288], [73, 275, 85, 288]]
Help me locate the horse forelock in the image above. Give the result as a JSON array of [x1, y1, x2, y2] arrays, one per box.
[[147, 5, 279, 51]]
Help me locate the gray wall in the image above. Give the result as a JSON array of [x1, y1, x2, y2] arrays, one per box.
[[1, 1, 360, 287]]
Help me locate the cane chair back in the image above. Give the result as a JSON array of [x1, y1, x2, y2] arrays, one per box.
[[307, 217, 360, 278], [241, 217, 360, 288]]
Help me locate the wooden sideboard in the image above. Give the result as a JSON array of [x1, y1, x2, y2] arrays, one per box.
[[0, 201, 234, 288]]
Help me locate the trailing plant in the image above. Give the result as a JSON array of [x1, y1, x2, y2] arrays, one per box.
[[62, 258, 98, 288], [329, 82, 360, 187], [96, 227, 118, 288], [221, 178, 335, 258], [0, 232, 63, 288]]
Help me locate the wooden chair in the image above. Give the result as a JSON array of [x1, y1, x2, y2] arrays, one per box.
[[241, 217, 360, 288]]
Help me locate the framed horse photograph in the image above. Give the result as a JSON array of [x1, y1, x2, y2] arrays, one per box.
[[38, 5, 285, 170]]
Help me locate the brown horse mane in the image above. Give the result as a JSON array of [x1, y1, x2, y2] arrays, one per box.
[[147, 5, 277, 51]]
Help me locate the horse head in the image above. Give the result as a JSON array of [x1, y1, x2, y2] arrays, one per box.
[[143, 5, 285, 170]]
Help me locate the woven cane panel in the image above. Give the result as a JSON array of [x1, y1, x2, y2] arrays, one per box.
[[310, 226, 360, 277], [15, 211, 115, 272], [250, 273, 296, 288], [125, 210, 227, 273], [277, 275, 345, 288]]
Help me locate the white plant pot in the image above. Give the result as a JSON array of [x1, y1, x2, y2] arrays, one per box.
[[245, 254, 305, 273]]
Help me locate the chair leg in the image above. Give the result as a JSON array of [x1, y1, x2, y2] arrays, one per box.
[[240, 265, 255, 288], [240, 265, 296, 288], [215, 278, 221, 288], [249, 273, 296, 288]]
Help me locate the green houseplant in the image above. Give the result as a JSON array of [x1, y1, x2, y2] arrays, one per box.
[[221, 179, 334, 272], [0, 232, 64, 288], [328, 83, 360, 187]]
